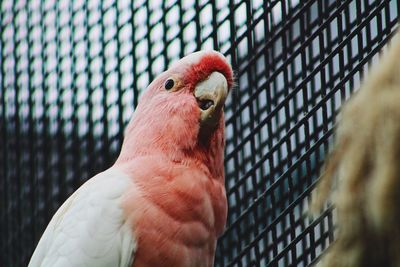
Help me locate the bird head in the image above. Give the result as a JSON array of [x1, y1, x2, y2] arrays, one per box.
[[117, 51, 233, 177]]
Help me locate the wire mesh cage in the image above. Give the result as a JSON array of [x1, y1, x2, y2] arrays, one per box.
[[0, 0, 399, 266]]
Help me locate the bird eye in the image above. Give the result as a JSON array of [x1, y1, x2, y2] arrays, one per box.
[[164, 79, 175, 90]]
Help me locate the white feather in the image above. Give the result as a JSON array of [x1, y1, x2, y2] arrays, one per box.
[[28, 168, 137, 267]]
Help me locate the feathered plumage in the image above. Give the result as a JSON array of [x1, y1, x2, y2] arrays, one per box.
[[29, 50, 233, 267]]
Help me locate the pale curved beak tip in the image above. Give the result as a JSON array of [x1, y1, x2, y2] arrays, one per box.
[[194, 71, 229, 133]]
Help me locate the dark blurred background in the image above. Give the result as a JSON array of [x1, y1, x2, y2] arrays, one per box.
[[0, 0, 399, 266]]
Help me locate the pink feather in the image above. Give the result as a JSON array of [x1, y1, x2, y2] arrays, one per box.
[[115, 51, 233, 267]]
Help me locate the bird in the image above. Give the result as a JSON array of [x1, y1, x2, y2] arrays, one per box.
[[312, 32, 400, 267], [28, 50, 234, 267]]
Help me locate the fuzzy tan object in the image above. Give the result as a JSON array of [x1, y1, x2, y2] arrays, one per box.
[[312, 30, 400, 267]]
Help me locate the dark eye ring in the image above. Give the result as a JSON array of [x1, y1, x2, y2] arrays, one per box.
[[164, 79, 175, 90]]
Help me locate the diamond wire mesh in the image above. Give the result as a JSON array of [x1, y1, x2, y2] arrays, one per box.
[[0, 0, 399, 266]]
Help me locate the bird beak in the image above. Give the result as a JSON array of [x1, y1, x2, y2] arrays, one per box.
[[194, 71, 228, 137]]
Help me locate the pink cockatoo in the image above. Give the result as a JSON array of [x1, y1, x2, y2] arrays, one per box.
[[28, 50, 233, 267]]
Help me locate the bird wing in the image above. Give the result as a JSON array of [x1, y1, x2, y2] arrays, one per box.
[[28, 168, 137, 267]]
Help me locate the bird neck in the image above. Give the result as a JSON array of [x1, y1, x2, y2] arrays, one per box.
[[115, 123, 225, 182]]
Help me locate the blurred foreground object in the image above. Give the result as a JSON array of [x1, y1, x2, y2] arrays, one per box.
[[313, 30, 400, 267]]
